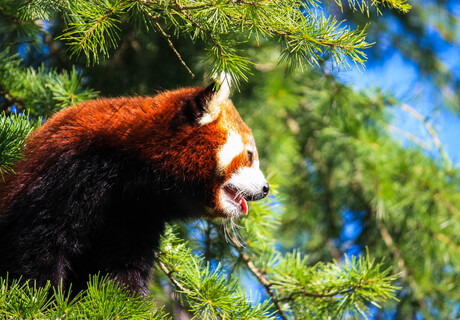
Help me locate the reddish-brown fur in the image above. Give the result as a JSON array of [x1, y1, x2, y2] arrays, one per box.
[[0, 84, 263, 294], [2, 87, 253, 216]]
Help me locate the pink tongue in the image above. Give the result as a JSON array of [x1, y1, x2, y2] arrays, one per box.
[[241, 198, 248, 215]]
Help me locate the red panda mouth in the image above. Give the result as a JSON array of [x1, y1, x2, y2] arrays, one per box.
[[222, 185, 248, 215]]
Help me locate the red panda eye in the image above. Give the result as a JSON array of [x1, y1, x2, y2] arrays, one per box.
[[248, 151, 254, 164]]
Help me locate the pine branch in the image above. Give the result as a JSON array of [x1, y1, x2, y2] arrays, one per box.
[[153, 21, 195, 77], [59, 0, 125, 64], [234, 235, 399, 318], [375, 215, 407, 279], [0, 113, 36, 179], [195, 197, 397, 319], [156, 259, 189, 294], [171, 0, 224, 58], [230, 235, 289, 320], [386, 124, 432, 150], [30, 0, 402, 83], [0, 50, 98, 115], [398, 103, 451, 168], [335, 0, 411, 15], [0, 275, 170, 319], [0, 40, 36, 50], [157, 226, 275, 319]]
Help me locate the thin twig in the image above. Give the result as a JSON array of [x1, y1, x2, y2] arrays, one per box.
[[374, 217, 431, 316], [376, 220, 407, 279], [79, 12, 111, 47], [178, 0, 267, 11], [284, 286, 356, 300], [386, 124, 432, 150], [172, 0, 225, 58], [133, 1, 194, 76], [230, 236, 289, 320], [373, 201, 408, 280], [399, 103, 451, 168], [153, 22, 195, 78], [233, 234, 357, 306], [0, 40, 36, 49], [156, 258, 188, 293], [0, 10, 21, 23]]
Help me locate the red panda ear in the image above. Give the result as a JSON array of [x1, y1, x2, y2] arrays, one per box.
[[199, 76, 231, 126], [169, 84, 216, 129], [171, 78, 230, 129], [203, 82, 217, 96], [194, 82, 217, 111]]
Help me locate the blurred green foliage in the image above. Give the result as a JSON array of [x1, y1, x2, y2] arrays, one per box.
[[1, 0, 459, 319]]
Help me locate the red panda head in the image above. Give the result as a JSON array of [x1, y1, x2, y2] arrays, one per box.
[[140, 78, 269, 218], [203, 79, 269, 217]]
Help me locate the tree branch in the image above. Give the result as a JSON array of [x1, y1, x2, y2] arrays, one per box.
[[0, 40, 36, 50], [156, 258, 189, 293], [172, 0, 225, 58], [0, 10, 21, 23], [131, 1, 194, 77], [230, 236, 289, 320], [284, 286, 356, 300], [173, 0, 268, 11], [153, 22, 195, 78], [399, 103, 451, 168], [79, 15, 108, 47]]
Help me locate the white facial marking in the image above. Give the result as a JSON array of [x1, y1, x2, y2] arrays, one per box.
[[217, 131, 244, 173], [218, 191, 242, 217], [218, 164, 267, 216], [226, 165, 266, 195]]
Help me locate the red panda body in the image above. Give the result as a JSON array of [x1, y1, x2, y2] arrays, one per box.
[[0, 83, 268, 295]]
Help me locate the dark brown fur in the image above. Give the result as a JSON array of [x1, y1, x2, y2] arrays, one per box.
[[0, 85, 243, 294]]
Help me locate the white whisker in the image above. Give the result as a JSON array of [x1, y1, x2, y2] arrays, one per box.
[[222, 216, 245, 247]]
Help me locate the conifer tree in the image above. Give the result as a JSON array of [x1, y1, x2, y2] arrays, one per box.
[[2, 0, 458, 319]]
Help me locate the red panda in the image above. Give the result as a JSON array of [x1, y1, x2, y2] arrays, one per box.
[[0, 80, 269, 295]]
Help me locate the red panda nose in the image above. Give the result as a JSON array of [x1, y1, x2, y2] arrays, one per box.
[[248, 182, 270, 201], [262, 183, 270, 197]]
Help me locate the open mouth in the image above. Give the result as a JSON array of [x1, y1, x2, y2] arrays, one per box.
[[222, 185, 248, 215]]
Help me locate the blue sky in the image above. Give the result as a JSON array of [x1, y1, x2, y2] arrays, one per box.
[[338, 43, 460, 167], [332, 0, 460, 166]]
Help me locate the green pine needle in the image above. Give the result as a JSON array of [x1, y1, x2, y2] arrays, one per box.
[[24, 0, 411, 84], [0, 113, 36, 179], [0, 275, 170, 319], [0, 49, 98, 116]]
